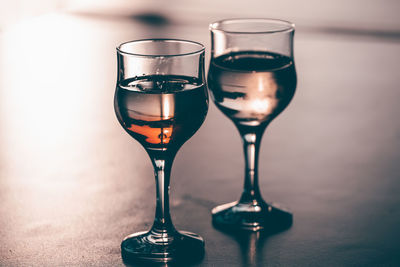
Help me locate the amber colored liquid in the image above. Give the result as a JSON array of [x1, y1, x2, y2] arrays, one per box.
[[114, 75, 208, 152], [208, 51, 296, 128]]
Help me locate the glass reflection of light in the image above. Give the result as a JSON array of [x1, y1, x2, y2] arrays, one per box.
[[249, 98, 270, 114], [228, 231, 265, 267], [161, 94, 174, 119], [247, 232, 257, 266]]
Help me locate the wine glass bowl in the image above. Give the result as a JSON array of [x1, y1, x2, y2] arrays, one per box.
[[208, 19, 296, 232], [114, 39, 208, 263]]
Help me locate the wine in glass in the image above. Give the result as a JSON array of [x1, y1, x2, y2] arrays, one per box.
[[114, 39, 208, 262], [208, 19, 296, 232]]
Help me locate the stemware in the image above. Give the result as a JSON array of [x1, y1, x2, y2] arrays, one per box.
[[207, 19, 296, 231], [114, 39, 208, 262]]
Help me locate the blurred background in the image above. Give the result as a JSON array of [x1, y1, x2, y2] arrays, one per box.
[[1, 0, 400, 266], [2, 0, 400, 31]]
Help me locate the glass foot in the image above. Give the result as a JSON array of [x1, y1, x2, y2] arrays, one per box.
[[212, 201, 293, 232], [121, 230, 205, 263]]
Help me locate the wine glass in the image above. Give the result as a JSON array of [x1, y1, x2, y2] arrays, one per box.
[[208, 19, 296, 232], [114, 39, 208, 263]]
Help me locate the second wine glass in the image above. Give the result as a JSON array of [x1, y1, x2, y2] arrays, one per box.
[[208, 19, 297, 232]]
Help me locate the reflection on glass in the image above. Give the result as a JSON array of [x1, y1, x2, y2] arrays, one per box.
[[208, 19, 296, 232], [114, 39, 208, 263]]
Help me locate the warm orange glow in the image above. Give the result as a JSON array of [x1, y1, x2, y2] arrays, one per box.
[[127, 125, 173, 144]]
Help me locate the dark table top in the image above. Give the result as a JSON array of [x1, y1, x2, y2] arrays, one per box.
[[1, 1, 400, 266]]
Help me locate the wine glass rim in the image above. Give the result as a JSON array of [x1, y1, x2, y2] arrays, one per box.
[[209, 18, 295, 34], [116, 38, 205, 57]]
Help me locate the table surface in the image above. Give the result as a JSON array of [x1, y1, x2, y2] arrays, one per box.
[[1, 1, 400, 266]]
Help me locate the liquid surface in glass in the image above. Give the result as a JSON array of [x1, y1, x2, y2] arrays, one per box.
[[115, 75, 208, 151], [208, 51, 296, 127]]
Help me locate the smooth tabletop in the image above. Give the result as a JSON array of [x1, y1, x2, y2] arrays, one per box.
[[1, 1, 400, 266]]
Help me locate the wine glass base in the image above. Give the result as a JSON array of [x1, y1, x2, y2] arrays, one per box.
[[211, 201, 292, 232], [121, 230, 205, 264]]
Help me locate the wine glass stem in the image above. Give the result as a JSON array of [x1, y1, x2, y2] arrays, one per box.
[[149, 151, 177, 237], [239, 130, 265, 204]]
